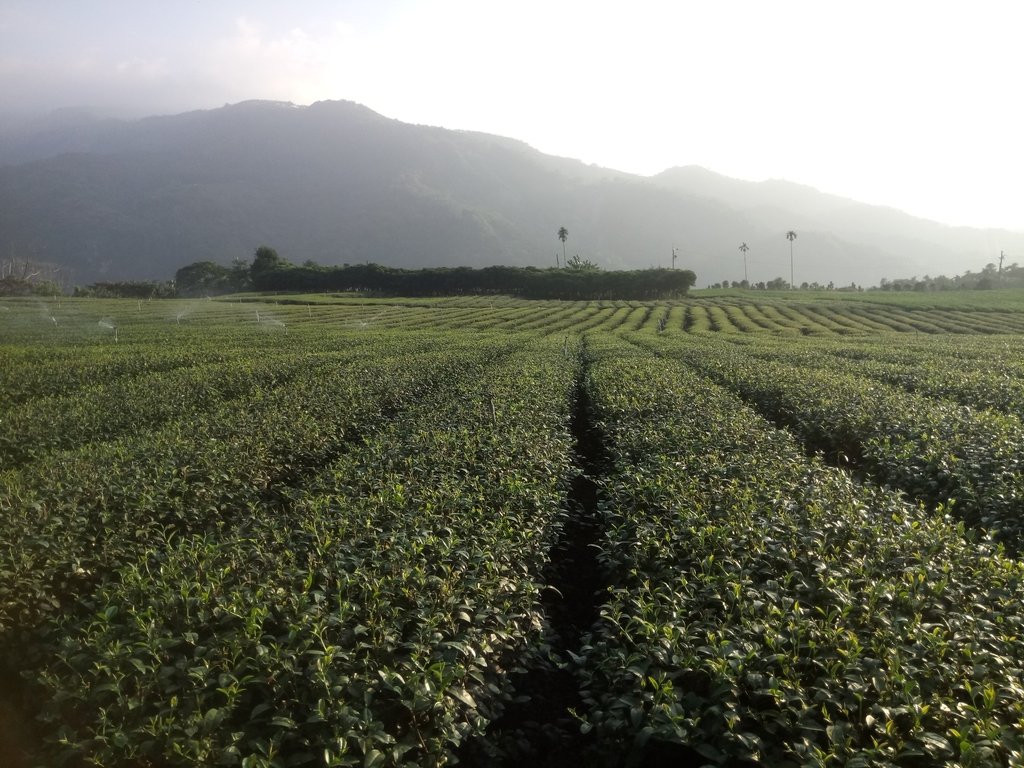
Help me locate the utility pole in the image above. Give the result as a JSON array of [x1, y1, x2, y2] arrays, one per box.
[[672, 246, 678, 270]]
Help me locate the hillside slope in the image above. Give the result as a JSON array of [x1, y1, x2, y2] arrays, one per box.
[[1, 100, 1019, 286]]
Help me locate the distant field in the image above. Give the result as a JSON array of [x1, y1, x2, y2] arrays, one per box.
[[698, 287, 1024, 312], [7, 291, 1024, 340], [3, 294, 1024, 767]]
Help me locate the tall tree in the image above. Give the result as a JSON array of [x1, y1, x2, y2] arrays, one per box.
[[250, 245, 294, 290], [175, 261, 232, 296], [739, 242, 749, 285], [786, 231, 797, 288], [251, 245, 287, 275], [557, 227, 569, 267]]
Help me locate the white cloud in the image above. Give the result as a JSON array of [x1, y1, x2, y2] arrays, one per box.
[[194, 16, 362, 105]]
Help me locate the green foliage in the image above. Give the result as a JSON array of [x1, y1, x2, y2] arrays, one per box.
[[4, 297, 1024, 766], [0, 313, 578, 766], [580, 336, 1024, 765], [251, 245, 290, 277], [646, 333, 1024, 551], [245, 258, 695, 299], [565, 254, 599, 272], [0, 277, 63, 297], [175, 260, 251, 297], [74, 280, 177, 299]]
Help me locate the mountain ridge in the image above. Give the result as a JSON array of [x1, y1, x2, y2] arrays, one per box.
[[0, 99, 1018, 287]]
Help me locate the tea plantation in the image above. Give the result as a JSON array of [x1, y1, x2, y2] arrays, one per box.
[[2, 293, 1024, 767]]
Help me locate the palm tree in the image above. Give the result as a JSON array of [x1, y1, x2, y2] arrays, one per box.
[[739, 242, 749, 285], [557, 227, 569, 267], [786, 231, 797, 288]]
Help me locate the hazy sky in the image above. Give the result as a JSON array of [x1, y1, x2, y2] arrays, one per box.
[[2, 0, 1021, 231]]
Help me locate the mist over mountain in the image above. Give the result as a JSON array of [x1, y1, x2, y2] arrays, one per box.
[[0, 100, 1018, 288], [653, 167, 1019, 286]]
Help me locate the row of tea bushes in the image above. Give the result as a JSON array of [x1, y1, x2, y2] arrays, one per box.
[[0, 352, 327, 467], [21, 336, 579, 766], [719, 334, 1024, 416], [643, 334, 1024, 553], [580, 336, 1024, 766], [0, 345, 232, 409], [0, 335, 510, 648]]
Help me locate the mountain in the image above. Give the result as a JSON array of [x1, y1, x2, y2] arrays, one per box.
[[653, 167, 1021, 286], [0, 100, 1019, 288]]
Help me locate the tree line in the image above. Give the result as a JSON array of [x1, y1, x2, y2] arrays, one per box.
[[877, 258, 1022, 292], [173, 247, 697, 300]]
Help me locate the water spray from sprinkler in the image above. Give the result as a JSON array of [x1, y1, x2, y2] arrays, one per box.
[[99, 318, 118, 342]]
